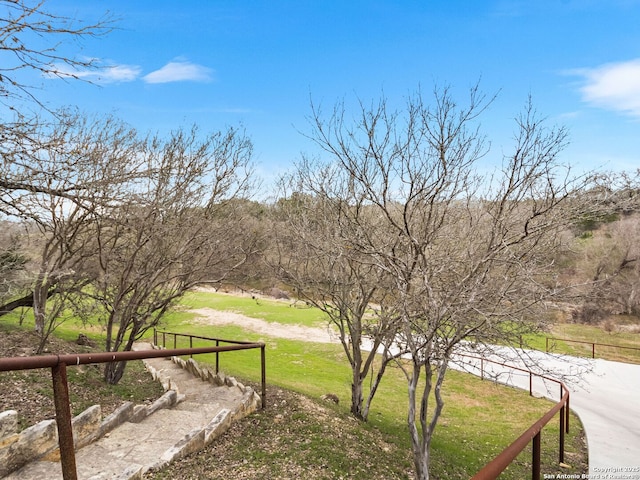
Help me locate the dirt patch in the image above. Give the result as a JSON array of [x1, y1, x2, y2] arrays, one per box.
[[0, 327, 163, 430], [190, 308, 338, 343], [617, 323, 640, 334]]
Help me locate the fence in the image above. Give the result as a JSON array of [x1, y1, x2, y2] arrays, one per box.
[[0, 340, 266, 480], [546, 336, 640, 361], [154, 329, 267, 403], [1, 331, 577, 480], [454, 355, 570, 480]]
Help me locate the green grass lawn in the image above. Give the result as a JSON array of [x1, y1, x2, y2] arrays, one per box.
[[177, 290, 328, 327], [549, 323, 640, 362], [0, 310, 105, 345], [150, 290, 587, 479], [1, 291, 588, 478], [521, 321, 640, 364]]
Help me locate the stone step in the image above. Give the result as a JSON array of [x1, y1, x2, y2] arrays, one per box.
[[3, 456, 142, 480], [5, 407, 224, 480], [173, 401, 222, 416], [2, 344, 262, 480]]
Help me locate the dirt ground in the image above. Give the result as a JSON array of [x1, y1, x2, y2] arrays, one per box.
[[0, 329, 163, 428], [189, 308, 337, 343]]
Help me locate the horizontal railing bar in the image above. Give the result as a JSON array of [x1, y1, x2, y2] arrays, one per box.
[[471, 388, 569, 480], [154, 329, 268, 410], [155, 329, 258, 346], [457, 353, 570, 480], [0, 343, 264, 372], [456, 353, 564, 389], [547, 337, 640, 352]]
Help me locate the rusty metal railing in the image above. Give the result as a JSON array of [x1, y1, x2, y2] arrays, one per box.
[[0, 341, 266, 480], [546, 336, 640, 361], [154, 329, 267, 406], [154, 329, 257, 370], [456, 354, 570, 480]]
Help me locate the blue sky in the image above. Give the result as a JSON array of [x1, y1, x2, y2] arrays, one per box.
[[15, 1, 640, 183]]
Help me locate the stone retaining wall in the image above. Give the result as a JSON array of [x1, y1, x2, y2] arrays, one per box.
[[0, 389, 178, 477], [139, 354, 262, 471], [0, 353, 261, 478], [147, 354, 262, 422]]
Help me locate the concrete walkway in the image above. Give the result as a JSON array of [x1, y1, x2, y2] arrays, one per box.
[[451, 347, 640, 477], [5, 344, 261, 480]]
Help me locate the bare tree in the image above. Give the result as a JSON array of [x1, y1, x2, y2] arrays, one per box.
[[573, 213, 640, 320], [304, 86, 588, 479], [0, 113, 259, 368], [1, 0, 115, 231], [1, 0, 114, 300], [0, 225, 29, 309], [0, 0, 112, 111], [549, 171, 640, 324], [81, 126, 257, 385], [0, 112, 144, 351], [274, 167, 404, 420]]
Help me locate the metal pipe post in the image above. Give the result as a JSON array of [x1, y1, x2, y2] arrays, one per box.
[[566, 395, 570, 433], [559, 405, 565, 464], [215, 340, 220, 374], [51, 363, 78, 480], [261, 344, 266, 409], [532, 432, 541, 480]]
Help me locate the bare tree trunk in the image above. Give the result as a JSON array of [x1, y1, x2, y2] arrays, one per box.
[[350, 352, 365, 420], [103, 335, 136, 385], [351, 382, 365, 419], [408, 361, 429, 480], [362, 353, 390, 420], [103, 360, 127, 385], [32, 271, 48, 337], [405, 348, 449, 480]]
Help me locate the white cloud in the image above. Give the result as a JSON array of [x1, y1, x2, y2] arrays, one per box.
[[49, 63, 141, 84], [99, 65, 143, 83], [143, 61, 213, 84], [570, 59, 640, 117], [48, 59, 215, 86]]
